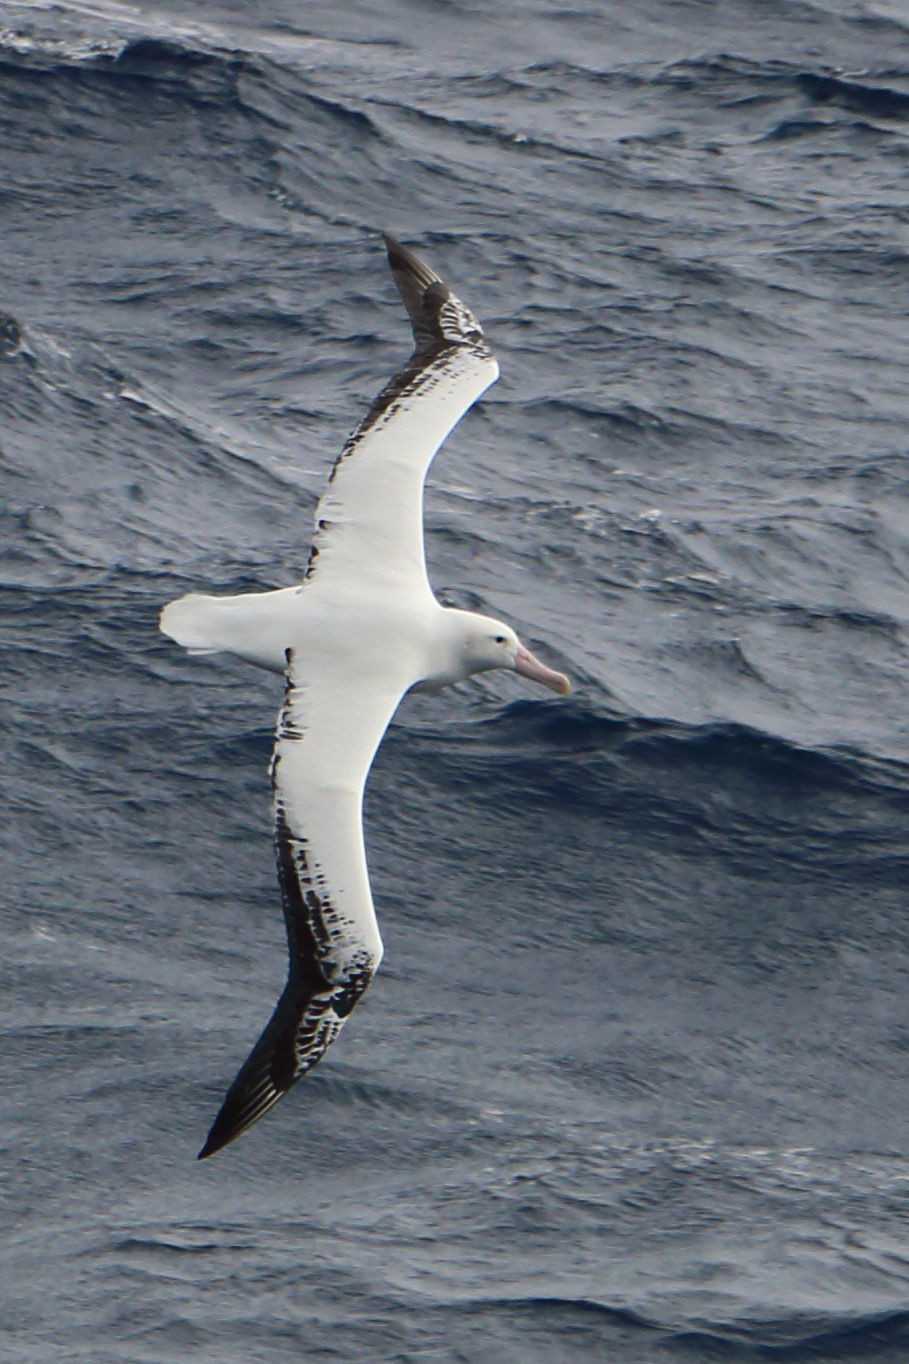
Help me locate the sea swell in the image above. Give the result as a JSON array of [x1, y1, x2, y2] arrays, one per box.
[[404, 698, 909, 881], [4, 0, 909, 1361]]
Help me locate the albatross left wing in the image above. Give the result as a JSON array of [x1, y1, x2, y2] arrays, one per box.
[[197, 651, 409, 1159], [303, 235, 499, 595]]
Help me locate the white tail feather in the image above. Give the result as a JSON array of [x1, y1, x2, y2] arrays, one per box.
[[159, 594, 228, 652], [159, 587, 300, 672]]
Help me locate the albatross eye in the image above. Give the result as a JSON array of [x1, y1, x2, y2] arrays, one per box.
[[494, 635, 507, 645]]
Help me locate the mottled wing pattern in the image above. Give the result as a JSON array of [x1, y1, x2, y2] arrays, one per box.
[[303, 235, 499, 591], [198, 654, 408, 1158]]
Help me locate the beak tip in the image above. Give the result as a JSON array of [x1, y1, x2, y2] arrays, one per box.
[[514, 644, 571, 697]]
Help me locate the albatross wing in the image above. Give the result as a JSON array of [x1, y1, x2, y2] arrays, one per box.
[[197, 651, 410, 1158], [303, 235, 499, 594]]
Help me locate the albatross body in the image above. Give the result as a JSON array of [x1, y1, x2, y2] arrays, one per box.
[[161, 235, 569, 1159]]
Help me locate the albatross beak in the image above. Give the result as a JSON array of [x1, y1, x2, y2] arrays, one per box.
[[514, 643, 571, 696]]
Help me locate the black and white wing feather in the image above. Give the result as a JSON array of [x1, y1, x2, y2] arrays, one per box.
[[198, 654, 409, 1159], [304, 234, 499, 593]]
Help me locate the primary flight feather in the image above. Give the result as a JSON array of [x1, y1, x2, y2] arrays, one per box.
[[160, 234, 570, 1159]]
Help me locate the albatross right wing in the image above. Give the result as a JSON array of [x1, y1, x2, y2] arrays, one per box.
[[197, 651, 409, 1159]]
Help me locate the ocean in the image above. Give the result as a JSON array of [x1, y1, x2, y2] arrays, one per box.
[[3, 0, 909, 1359]]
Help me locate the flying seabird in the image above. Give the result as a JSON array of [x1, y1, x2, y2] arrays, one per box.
[[160, 234, 570, 1159]]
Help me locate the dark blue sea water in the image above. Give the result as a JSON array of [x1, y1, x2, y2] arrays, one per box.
[[4, 1, 909, 1359]]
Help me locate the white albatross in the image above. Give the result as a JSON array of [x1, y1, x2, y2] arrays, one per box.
[[161, 234, 570, 1159]]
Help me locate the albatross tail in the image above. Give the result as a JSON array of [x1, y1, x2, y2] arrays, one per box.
[[159, 593, 228, 655], [159, 587, 300, 672]]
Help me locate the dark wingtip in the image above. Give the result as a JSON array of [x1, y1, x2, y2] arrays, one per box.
[[195, 1069, 283, 1161], [381, 231, 406, 272], [381, 231, 411, 266], [196, 1114, 237, 1160], [196, 1137, 227, 1161], [379, 232, 454, 353], [382, 232, 443, 286], [192, 987, 302, 1163]]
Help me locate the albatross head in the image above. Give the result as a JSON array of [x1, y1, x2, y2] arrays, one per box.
[[443, 610, 570, 695]]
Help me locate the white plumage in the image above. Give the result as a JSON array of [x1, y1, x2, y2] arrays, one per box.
[[161, 234, 569, 1158]]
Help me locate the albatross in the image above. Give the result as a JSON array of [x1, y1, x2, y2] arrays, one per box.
[[160, 234, 570, 1159]]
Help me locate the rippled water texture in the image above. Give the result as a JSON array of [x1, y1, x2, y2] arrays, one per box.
[[3, 1, 909, 1359]]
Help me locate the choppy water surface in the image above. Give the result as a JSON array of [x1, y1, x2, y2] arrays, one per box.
[[3, 1, 909, 1359]]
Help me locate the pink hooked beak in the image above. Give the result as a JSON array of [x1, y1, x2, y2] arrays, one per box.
[[514, 643, 571, 696]]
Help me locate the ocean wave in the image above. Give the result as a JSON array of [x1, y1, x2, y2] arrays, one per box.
[[405, 699, 909, 876], [0, 32, 248, 107], [797, 70, 909, 120], [0, 311, 25, 359], [670, 1307, 909, 1357], [0, 26, 124, 67], [475, 1299, 909, 1357], [434, 1296, 909, 1360]]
